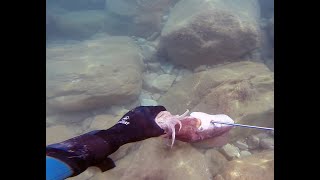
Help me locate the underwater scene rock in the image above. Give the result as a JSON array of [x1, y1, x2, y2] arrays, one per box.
[[46, 36, 144, 113], [159, 0, 261, 69], [46, 125, 75, 145], [68, 138, 231, 180], [159, 61, 274, 141], [213, 150, 274, 180], [67, 137, 274, 180]]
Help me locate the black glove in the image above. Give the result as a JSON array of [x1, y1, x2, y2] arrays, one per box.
[[95, 105, 166, 145], [46, 106, 166, 177]]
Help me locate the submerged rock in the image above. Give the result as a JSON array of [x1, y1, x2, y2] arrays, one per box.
[[46, 111, 92, 124], [143, 73, 176, 93], [260, 138, 274, 150], [247, 135, 260, 150], [68, 138, 234, 180], [118, 138, 212, 180], [107, 106, 129, 117], [46, 125, 75, 145], [159, 0, 261, 68], [240, 150, 252, 158], [152, 74, 176, 92], [89, 114, 118, 130], [220, 144, 240, 160], [255, 132, 270, 140], [67, 167, 100, 180], [47, 36, 144, 113], [234, 140, 249, 150], [81, 117, 94, 132], [214, 150, 274, 180], [159, 61, 274, 140], [205, 149, 228, 177], [141, 44, 157, 62], [109, 142, 142, 162]]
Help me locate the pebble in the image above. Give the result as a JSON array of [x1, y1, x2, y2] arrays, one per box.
[[234, 140, 249, 150], [240, 150, 252, 158], [246, 135, 260, 149], [260, 138, 274, 150], [255, 132, 269, 140], [220, 144, 240, 160]]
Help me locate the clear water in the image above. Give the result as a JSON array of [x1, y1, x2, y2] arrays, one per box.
[[46, 0, 274, 179]]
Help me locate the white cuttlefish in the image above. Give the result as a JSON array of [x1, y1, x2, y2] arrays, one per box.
[[155, 110, 234, 148]]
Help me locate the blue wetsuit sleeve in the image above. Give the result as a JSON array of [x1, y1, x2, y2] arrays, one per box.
[[46, 156, 73, 180]]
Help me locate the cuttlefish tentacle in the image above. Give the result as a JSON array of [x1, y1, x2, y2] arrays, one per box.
[[155, 109, 190, 148], [177, 120, 182, 132], [170, 123, 176, 148], [175, 109, 188, 132], [168, 109, 189, 148]]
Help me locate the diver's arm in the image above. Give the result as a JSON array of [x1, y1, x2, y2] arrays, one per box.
[[46, 106, 166, 179]]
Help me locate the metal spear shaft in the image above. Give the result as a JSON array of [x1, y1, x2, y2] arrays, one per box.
[[210, 121, 274, 131]]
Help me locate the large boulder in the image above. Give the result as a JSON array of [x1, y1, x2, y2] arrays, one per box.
[[214, 150, 274, 180], [159, 61, 274, 141], [205, 149, 228, 177], [105, 0, 176, 38], [69, 138, 230, 180], [159, 0, 261, 69], [118, 138, 212, 180], [46, 36, 144, 113]]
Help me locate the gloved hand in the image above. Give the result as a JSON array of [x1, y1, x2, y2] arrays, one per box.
[[46, 106, 166, 177], [96, 105, 166, 144]]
